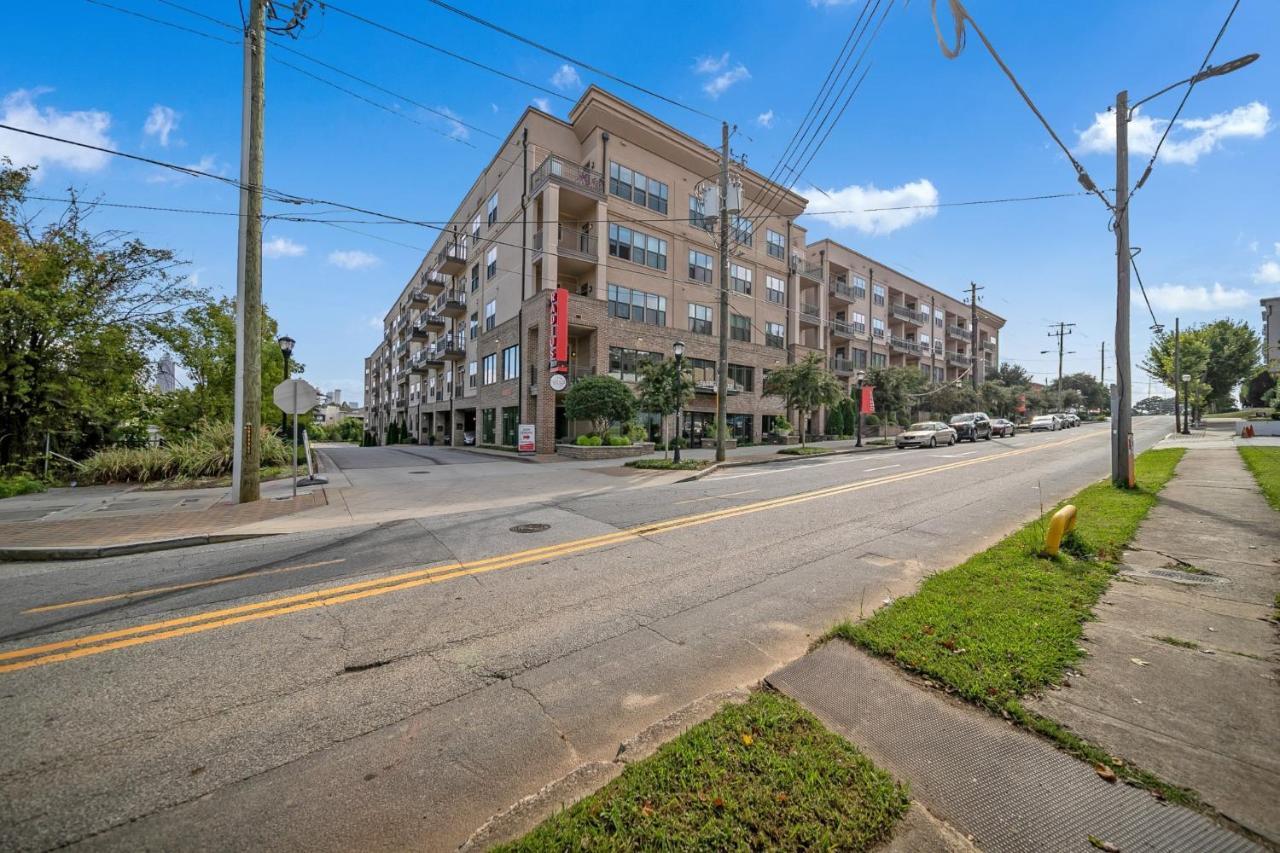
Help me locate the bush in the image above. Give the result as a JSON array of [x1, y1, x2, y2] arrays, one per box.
[[864, 414, 880, 427], [79, 422, 289, 484], [0, 474, 47, 499], [773, 417, 792, 435], [575, 434, 603, 447], [607, 434, 630, 446], [625, 421, 648, 443], [625, 459, 710, 470], [564, 375, 636, 436]]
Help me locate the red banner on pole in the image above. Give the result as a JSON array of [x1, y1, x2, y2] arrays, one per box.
[[860, 385, 875, 414], [548, 288, 568, 374]]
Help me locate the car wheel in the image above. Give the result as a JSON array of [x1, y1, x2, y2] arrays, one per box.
[[928, 437, 936, 448], [984, 432, 992, 440], [949, 435, 956, 446]]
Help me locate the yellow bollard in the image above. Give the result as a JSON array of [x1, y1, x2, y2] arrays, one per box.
[[1043, 504, 1078, 557]]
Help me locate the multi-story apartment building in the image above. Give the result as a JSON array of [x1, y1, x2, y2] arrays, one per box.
[[365, 87, 808, 453], [804, 239, 1004, 395], [1262, 296, 1280, 370], [364, 87, 1007, 450]]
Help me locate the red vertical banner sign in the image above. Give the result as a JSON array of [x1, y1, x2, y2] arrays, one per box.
[[548, 288, 568, 374], [860, 385, 876, 414]]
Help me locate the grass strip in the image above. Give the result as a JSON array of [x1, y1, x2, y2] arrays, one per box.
[[830, 447, 1196, 804], [778, 446, 832, 456], [0, 474, 46, 499], [626, 459, 711, 471], [1237, 446, 1280, 512], [498, 690, 909, 852]]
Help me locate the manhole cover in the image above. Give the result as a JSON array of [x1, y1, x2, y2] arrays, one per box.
[[510, 523, 550, 533]]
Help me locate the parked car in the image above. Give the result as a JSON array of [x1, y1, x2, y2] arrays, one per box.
[[990, 418, 1016, 437], [1030, 414, 1058, 432], [896, 421, 957, 449], [1066, 413, 1081, 427], [462, 430, 476, 446], [948, 412, 993, 442]]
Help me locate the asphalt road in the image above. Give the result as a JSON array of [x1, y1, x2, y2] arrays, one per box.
[[0, 418, 1171, 851]]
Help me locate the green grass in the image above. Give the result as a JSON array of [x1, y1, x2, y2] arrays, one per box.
[[1203, 408, 1269, 419], [1152, 635, 1198, 649], [778, 446, 832, 456], [829, 447, 1193, 803], [626, 458, 711, 470], [0, 474, 47, 499], [1238, 446, 1280, 512], [499, 691, 908, 852]]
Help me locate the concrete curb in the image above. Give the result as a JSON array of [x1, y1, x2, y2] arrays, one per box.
[[0, 532, 277, 562], [675, 442, 896, 482], [459, 687, 752, 850]]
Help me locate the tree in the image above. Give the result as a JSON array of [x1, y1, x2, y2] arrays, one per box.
[[0, 161, 204, 468], [864, 366, 927, 432], [1050, 372, 1108, 411], [762, 353, 843, 446], [564, 374, 636, 437], [993, 362, 1033, 387], [826, 398, 846, 436], [924, 382, 981, 420], [979, 380, 1017, 418], [1142, 320, 1259, 412], [1241, 367, 1276, 409], [635, 358, 693, 458]]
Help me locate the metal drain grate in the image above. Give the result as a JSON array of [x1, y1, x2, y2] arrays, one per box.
[[510, 523, 550, 533], [1146, 568, 1224, 585]]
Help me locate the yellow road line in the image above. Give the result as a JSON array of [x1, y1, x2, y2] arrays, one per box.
[[23, 559, 349, 614], [0, 430, 1103, 673]]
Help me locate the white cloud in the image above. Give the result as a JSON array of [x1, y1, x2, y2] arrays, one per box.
[[550, 64, 581, 91], [1145, 282, 1254, 311], [264, 236, 306, 259], [328, 249, 379, 270], [490, 103, 499, 114], [436, 106, 468, 141], [801, 179, 939, 235], [367, 316, 384, 329], [756, 109, 775, 129], [1076, 101, 1270, 165], [696, 53, 750, 99], [694, 53, 729, 75], [1275, 242, 1280, 256], [0, 88, 113, 173], [532, 97, 551, 113], [143, 104, 179, 146], [1253, 261, 1280, 285]]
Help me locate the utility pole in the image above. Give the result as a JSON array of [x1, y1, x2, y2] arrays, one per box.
[[1099, 340, 1106, 386], [1112, 89, 1134, 488], [715, 121, 730, 463], [1173, 317, 1181, 435], [966, 282, 983, 389], [930, 294, 937, 382], [231, 0, 266, 504], [1045, 322, 1076, 412]]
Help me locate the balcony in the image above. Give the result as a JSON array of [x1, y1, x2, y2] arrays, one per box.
[[434, 333, 467, 362], [890, 304, 926, 325], [798, 262, 823, 284], [533, 225, 598, 267], [800, 303, 822, 326], [415, 312, 445, 334], [831, 280, 863, 302], [421, 269, 448, 296], [437, 241, 467, 275], [393, 340, 410, 361], [530, 154, 605, 200], [982, 338, 997, 351], [947, 352, 973, 368], [438, 289, 467, 319], [829, 357, 862, 375], [890, 336, 922, 355], [408, 287, 432, 308], [947, 324, 970, 341], [694, 378, 743, 396], [829, 319, 865, 339]]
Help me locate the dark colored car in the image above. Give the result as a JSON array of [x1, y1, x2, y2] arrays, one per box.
[[990, 418, 1016, 437], [948, 412, 993, 442]]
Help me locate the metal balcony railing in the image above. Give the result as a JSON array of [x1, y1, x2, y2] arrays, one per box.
[[799, 262, 824, 283], [533, 226, 598, 260], [831, 280, 863, 301], [530, 154, 605, 198], [890, 336, 922, 355], [890, 304, 926, 325], [947, 325, 970, 340], [948, 352, 974, 366]]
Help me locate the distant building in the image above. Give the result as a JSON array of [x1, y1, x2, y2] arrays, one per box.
[[1262, 297, 1280, 370], [155, 354, 177, 393]]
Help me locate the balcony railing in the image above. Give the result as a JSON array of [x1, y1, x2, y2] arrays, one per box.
[[829, 319, 865, 338], [890, 304, 926, 325], [437, 289, 467, 317], [530, 154, 605, 199], [890, 336, 922, 355], [982, 338, 997, 351], [437, 241, 467, 273], [533, 226, 598, 261], [421, 269, 448, 295], [798, 262, 824, 283], [947, 325, 970, 341], [800, 303, 821, 324], [694, 379, 743, 395], [947, 352, 974, 367], [831, 281, 864, 301], [408, 287, 432, 306], [829, 357, 863, 375]]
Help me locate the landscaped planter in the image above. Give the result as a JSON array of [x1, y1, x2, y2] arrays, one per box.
[[555, 442, 655, 460]]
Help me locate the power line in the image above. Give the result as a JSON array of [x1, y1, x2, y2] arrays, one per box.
[[423, 0, 722, 124]]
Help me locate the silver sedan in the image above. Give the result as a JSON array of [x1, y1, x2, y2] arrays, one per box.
[[896, 421, 958, 449]]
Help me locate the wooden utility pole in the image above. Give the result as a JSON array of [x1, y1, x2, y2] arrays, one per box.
[[966, 281, 983, 389], [1173, 317, 1182, 434], [1100, 340, 1106, 386], [1112, 89, 1134, 487], [715, 121, 730, 463], [1046, 322, 1076, 412]]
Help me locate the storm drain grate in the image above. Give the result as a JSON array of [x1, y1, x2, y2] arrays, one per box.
[[510, 523, 550, 533], [1145, 568, 1225, 585]]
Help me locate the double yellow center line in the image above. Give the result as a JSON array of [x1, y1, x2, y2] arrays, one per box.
[[0, 431, 1102, 674]]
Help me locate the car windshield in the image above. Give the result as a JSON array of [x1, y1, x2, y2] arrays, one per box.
[[1033, 416, 1052, 422], [949, 415, 973, 423], [909, 423, 933, 431]]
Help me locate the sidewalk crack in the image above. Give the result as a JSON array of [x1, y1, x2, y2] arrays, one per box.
[[510, 681, 581, 764]]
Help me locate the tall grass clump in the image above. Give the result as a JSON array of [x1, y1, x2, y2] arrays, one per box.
[[79, 422, 290, 484]]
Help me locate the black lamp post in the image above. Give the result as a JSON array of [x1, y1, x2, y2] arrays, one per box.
[[278, 335, 295, 433], [673, 340, 685, 463], [1181, 373, 1192, 434], [854, 369, 866, 448]]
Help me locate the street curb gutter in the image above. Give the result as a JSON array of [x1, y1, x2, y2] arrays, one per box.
[[676, 442, 895, 483], [459, 687, 752, 850], [0, 532, 277, 562]]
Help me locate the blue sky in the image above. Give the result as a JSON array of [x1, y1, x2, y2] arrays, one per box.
[[3, 0, 1277, 404]]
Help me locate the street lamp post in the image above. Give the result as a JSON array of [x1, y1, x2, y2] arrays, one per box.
[[1181, 373, 1192, 434], [673, 340, 685, 464], [1110, 52, 1258, 487], [854, 370, 867, 448], [277, 335, 295, 434]]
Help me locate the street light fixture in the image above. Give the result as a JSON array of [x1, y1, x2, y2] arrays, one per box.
[[277, 335, 295, 434], [672, 340, 685, 464], [854, 369, 867, 448], [1181, 373, 1192, 434]]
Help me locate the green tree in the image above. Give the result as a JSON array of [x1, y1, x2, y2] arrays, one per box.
[[924, 382, 981, 420], [762, 353, 843, 446], [1141, 333, 1210, 416], [1241, 367, 1275, 409], [635, 358, 692, 458], [864, 366, 927, 433], [0, 161, 204, 468], [993, 362, 1033, 387], [826, 398, 846, 436], [564, 374, 636, 437], [979, 380, 1017, 418], [1050, 372, 1108, 411], [1142, 320, 1259, 412]]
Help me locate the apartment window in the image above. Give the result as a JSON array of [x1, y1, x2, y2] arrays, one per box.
[[921, 363, 932, 377], [470, 264, 479, 292], [689, 249, 713, 284], [689, 303, 713, 335], [852, 347, 868, 368], [766, 229, 785, 259], [607, 223, 667, 271], [728, 363, 754, 392], [607, 283, 667, 326], [688, 194, 710, 230], [852, 311, 866, 329], [730, 214, 753, 246], [921, 304, 931, 320], [872, 284, 886, 306], [468, 361, 477, 388], [689, 357, 716, 386], [482, 299, 496, 332], [469, 312, 478, 340], [920, 333, 930, 348], [502, 344, 520, 381], [730, 313, 751, 343], [765, 321, 785, 349], [609, 162, 668, 214], [487, 191, 499, 226], [486, 247, 498, 279], [872, 318, 885, 338], [729, 263, 753, 295], [871, 352, 887, 368], [765, 274, 785, 304], [481, 353, 497, 385], [470, 213, 481, 243], [607, 346, 661, 382], [934, 367, 945, 382]]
